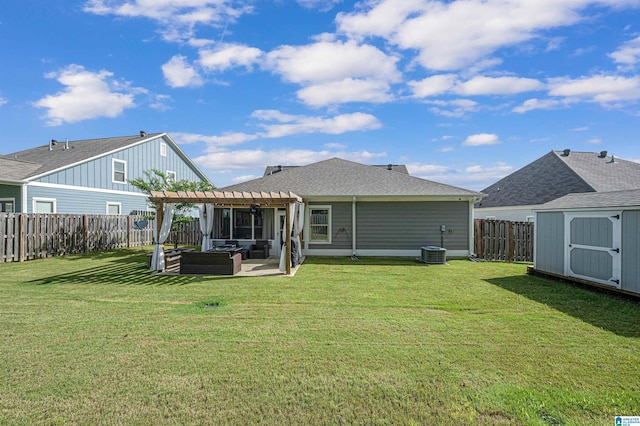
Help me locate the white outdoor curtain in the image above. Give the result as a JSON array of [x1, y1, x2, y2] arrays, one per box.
[[151, 203, 176, 271], [198, 203, 215, 252], [279, 203, 297, 273], [294, 202, 304, 259]]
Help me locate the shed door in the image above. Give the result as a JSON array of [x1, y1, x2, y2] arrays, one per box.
[[564, 212, 621, 289]]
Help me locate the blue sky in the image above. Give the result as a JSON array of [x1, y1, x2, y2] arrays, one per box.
[[2, 0, 640, 190]]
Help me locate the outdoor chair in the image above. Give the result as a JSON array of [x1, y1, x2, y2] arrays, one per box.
[[249, 240, 270, 259], [180, 251, 241, 275]]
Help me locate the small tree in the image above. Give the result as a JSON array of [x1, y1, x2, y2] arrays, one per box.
[[129, 169, 216, 247]]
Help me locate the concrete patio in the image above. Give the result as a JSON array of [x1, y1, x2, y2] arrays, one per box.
[[160, 256, 304, 277]]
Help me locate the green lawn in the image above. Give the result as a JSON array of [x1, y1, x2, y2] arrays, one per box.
[[1, 250, 638, 425]]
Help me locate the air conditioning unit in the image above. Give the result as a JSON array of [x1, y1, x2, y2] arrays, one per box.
[[420, 246, 446, 264]]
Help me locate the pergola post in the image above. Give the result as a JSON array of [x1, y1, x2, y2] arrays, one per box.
[[285, 202, 291, 275]]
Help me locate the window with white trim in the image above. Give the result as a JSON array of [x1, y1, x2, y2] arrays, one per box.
[[309, 206, 331, 243], [33, 198, 56, 213], [166, 170, 176, 182], [112, 159, 127, 184], [0, 198, 15, 213], [106, 202, 122, 215], [160, 142, 167, 157]]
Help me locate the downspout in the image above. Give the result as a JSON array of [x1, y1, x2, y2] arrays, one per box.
[[469, 198, 475, 256], [21, 184, 28, 213], [352, 196, 357, 256]]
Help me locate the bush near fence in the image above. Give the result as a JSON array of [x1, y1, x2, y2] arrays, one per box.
[[473, 218, 534, 262], [0, 213, 202, 263]]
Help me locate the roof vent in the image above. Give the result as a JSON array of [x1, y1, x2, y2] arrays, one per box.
[[598, 150, 607, 158], [49, 139, 58, 151], [64, 138, 69, 150], [277, 165, 282, 172], [140, 130, 147, 137], [562, 149, 570, 156], [608, 155, 616, 164], [387, 164, 393, 170]]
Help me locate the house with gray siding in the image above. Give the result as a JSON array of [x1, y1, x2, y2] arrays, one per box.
[[0, 132, 211, 215], [533, 188, 640, 296], [216, 158, 483, 258], [475, 150, 640, 221]]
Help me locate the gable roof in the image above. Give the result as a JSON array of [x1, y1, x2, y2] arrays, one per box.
[[223, 157, 480, 198], [537, 188, 640, 210], [477, 150, 640, 208], [0, 133, 210, 183]]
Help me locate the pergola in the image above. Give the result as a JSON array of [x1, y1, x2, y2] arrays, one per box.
[[148, 190, 303, 275]]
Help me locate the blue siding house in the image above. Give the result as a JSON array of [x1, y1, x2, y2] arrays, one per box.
[[0, 132, 211, 214]]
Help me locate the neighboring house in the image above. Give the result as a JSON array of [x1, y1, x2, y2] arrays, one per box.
[[216, 158, 483, 258], [475, 149, 640, 221], [0, 132, 211, 215], [533, 188, 640, 296]]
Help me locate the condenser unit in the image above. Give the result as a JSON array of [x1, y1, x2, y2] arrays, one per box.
[[420, 246, 446, 264]]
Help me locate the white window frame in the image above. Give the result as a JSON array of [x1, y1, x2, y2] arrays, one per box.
[[33, 197, 56, 214], [106, 202, 122, 215], [0, 198, 15, 213], [160, 142, 167, 157], [308, 205, 332, 244], [166, 170, 176, 182], [112, 159, 127, 184]]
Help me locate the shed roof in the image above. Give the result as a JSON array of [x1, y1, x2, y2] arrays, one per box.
[[478, 150, 640, 208], [224, 157, 480, 198], [536, 188, 640, 210]]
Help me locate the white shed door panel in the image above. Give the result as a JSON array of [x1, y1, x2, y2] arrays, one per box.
[[564, 212, 621, 289]]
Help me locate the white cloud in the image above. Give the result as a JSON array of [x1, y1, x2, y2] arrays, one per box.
[[0, 96, 7, 106], [572, 126, 590, 131], [33, 64, 139, 126], [162, 55, 203, 88], [251, 109, 382, 138], [463, 133, 499, 146], [172, 131, 259, 147], [409, 74, 544, 98], [337, 0, 636, 71], [231, 174, 260, 183], [428, 99, 479, 117], [324, 142, 346, 149], [199, 43, 263, 72], [456, 76, 544, 95], [609, 35, 640, 68], [547, 75, 640, 104], [296, 0, 342, 11], [83, 0, 253, 43], [465, 162, 514, 182], [407, 163, 452, 174], [437, 146, 454, 152], [513, 97, 565, 113], [587, 137, 602, 145], [149, 94, 173, 111], [265, 40, 400, 84], [194, 148, 387, 170], [297, 78, 393, 106]]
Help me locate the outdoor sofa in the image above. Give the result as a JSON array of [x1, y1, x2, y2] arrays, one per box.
[[180, 251, 242, 275]]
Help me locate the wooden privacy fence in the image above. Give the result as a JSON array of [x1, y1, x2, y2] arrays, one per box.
[[474, 219, 534, 262]]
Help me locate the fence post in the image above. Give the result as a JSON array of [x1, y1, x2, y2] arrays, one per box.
[[18, 214, 25, 262], [83, 215, 88, 253], [508, 221, 514, 262], [127, 215, 132, 248]]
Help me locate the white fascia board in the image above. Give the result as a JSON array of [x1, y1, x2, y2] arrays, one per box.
[[0, 179, 26, 185], [27, 181, 149, 197], [476, 204, 543, 212], [536, 205, 640, 213], [303, 248, 470, 257]]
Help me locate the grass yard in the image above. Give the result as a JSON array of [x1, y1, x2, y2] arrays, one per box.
[[0, 249, 639, 425]]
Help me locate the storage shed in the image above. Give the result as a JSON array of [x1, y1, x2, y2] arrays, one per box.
[[532, 188, 640, 296]]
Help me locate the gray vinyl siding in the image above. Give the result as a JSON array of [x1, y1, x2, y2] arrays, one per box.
[[26, 185, 149, 215], [0, 184, 22, 212], [356, 201, 468, 250], [308, 202, 352, 250], [535, 212, 565, 275], [622, 211, 640, 294], [33, 136, 203, 193]]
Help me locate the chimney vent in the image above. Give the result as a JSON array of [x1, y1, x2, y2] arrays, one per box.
[[598, 150, 607, 158], [64, 138, 69, 150], [49, 139, 58, 151], [562, 149, 570, 156], [277, 165, 282, 172], [387, 164, 393, 170], [140, 130, 147, 137]]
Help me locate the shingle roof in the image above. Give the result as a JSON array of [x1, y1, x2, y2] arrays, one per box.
[[477, 150, 640, 208], [223, 157, 480, 197], [537, 188, 640, 210], [264, 163, 409, 176], [0, 133, 164, 181]]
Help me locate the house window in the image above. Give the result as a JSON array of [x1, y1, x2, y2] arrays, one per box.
[[309, 206, 331, 243], [106, 202, 122, 215], [33, 198, 56, 213], [160, 142, 167, 157], [0, 198, 15, 213], [112, 159, 127, 184], [166, 170, 176, 182]]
